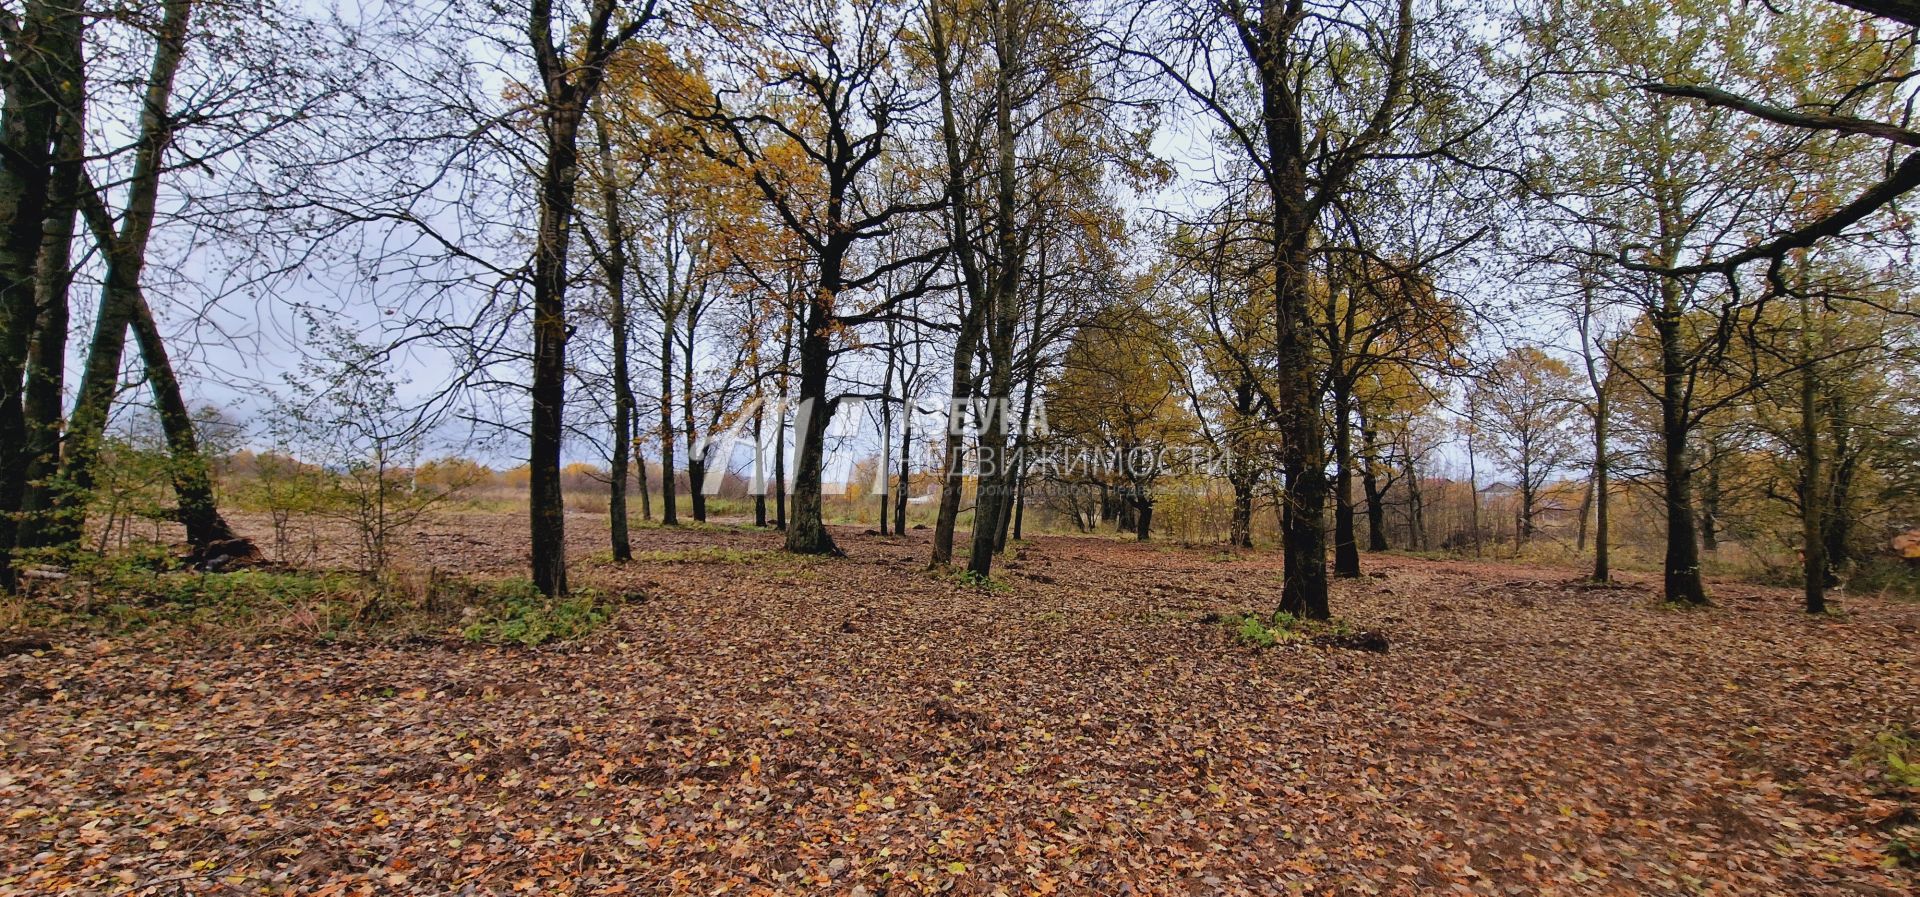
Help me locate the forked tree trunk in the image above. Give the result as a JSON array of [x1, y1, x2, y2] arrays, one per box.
[[58, 0, 230, 553], [928, 2, 990, 567]]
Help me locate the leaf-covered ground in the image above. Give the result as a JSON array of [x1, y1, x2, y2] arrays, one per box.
[[3, 517, 1917, 895]]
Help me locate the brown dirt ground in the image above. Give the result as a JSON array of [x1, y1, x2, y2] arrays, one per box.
[[2, 513, 1917, 896]]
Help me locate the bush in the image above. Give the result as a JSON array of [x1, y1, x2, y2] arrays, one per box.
[[1850, 559, 1920, 602]]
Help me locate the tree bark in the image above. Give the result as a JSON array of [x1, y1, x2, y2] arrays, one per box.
[[1655, 295, 1709, 605], [1591, 385, 1611, 581], [1698, 440, 1721, 553], [635, 410, 652, 521], [1797, 291, 1825, 614], [1253, 0, 1332, 619], [928, 2, 991, 567], [774, 315, 790, 530], [129, 283, 237, 547], [895, 395, 912, 534], [784, 295, 838, 554], [0, 0, 77, 584], [17, 62, 83, 552], [596, 113, 633, 561], [1331, 376, 1360, 577], [657, 311, 679, 526], [1822, 400, 1855, 586], [55, 0, 202, 551], [965, 0, 1025, 579], [752, 400, 768, 527], [878, 346, 895, 536], [682, 307, 706, 522], [1358, 415, 1388, 551], [524, 0, 656, 596]]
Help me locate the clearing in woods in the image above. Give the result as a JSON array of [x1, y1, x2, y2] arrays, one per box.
[[2, 517, 1917, 896]]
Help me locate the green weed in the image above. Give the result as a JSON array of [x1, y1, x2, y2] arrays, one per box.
[[459, 580, 615, 646]]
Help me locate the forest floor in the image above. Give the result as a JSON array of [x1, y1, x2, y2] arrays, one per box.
[[2, 514, 1917, 896]]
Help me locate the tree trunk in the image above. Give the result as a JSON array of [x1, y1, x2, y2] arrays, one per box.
[[52, 0, 195, 552], [0, 0, 77, 584], [775, 313, 791, 530], [1466, 425, 1483, 558], [1797, 291, 1825, 614], [1331, 377, 1360, 577], [878, 347, 895, 536], [129, 286, 237, 547], [785, 299, 838, 555], [1698, 441, 1721, 553], [928, 2, 990, 567], [1404, 454, 1426, 551], [658, 316, 678, 526], [1229, 474, 1254, 549], [682, 314, 706, 522], [596, 114, 633, 561], [1257, 0, 1330, 620], [635, 411, 652, 521], [753, 400, 768, 527], [1226, 376, 1256, 549], [1655, 301, 1709, 605], [1591, 385, 1610, 582], [1518, 475, 1536, 546], [895, 406, 911, 534], [528, 87, 584, 597], [1575, 475, 1592, 552], [1823, 402, 1855, 587], [1358, 417, 1388, 551], [17, 71, 83, 552]]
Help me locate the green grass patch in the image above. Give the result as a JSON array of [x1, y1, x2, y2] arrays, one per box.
[[459, 580, 615, 646], [1219, 610, 1383, 652], [638, 546, 797, 565], [15, 544, 629, 646], [928, 565, 1010, 592]]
